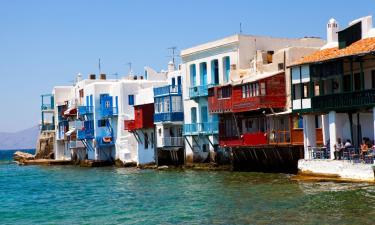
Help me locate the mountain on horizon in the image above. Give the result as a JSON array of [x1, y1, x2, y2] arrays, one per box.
[[0, 126, 39, 150]]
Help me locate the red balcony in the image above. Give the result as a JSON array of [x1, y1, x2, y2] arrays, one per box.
[[125, 103, 154, 131], [208, 72, 286, 113], [219, 132, 268, 147], [124, 120, 136, 131]]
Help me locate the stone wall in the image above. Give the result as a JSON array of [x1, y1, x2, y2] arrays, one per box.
[[298, 159, 375, 182], [35, 132, 55, 159]]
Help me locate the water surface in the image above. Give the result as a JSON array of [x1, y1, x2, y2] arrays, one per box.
[[0, 150, 374, 225]]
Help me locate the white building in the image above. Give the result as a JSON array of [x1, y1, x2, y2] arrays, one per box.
[[181, 34, 325, 164]]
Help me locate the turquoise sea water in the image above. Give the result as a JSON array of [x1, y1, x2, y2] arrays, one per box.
[[0, 150, 374, 225]]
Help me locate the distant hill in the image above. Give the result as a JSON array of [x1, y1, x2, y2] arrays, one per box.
[[0, 126, 39, 150]]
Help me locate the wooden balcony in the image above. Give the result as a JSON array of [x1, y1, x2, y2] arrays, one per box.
[[162, 137, 184, 147], [154, 85, 182, 97], [311, 89, 375, 111]]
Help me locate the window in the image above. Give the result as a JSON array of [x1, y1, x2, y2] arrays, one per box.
[[293, 116, 303, 129], [201, 106, 208, 123], [314, 81, 320, 96], [292, 84, 301, 100], [211, 59, 219, 85], [144, 133, 149, 149], [191, 107, 197, 123], [200, 62, 207, 86], [260, 82, 266, 96], [190, 64, 197, 86], [98, 119, 107, 127], [223, 56, 230, 82], [372, 70, 375, 89], [303, 83, 310, 98], [79, 89, 84, 98], [177, 76, 182, 86], [151, 132, 154, 148], [218, 86, 231, 99], [128, 95, 134, 105], [354, 73, 361, 91], [172, 77, 176, 87], [144, 70, 148, 79], [158, 128, 161, 136], [343, 75, 351, 92]]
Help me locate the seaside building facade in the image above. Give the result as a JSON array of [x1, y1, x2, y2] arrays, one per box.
[[42, 70, 168, 165], [180, 34, 325, 165], [291, 16, 375, 181], [153, 62, 185, 165]]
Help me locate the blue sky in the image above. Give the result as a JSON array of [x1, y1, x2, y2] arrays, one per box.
[[0, 0, 374, 132]]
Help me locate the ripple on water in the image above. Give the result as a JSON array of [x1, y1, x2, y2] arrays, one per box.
[[0, 163, 374, 225]]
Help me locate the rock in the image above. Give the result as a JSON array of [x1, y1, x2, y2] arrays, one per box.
[[157, 165, 169, 170], [13, 151, 35, 162], [34, 132, 55, 159]]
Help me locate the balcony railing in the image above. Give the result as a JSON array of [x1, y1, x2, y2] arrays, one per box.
[[162, 137, 184, 147], [69, 140, 85, 149], [78, 106, 94, 116], [311, 89, 375, 111], [189, 84, 214, 99], [124, 120, 136, 131], [183, 122, 219, 135], [154, 112, 184, 123], [154, 85, 182, 97], [41, 104, 53, 111], [96, 136, 115, 147], [101, 107, 119, 117], [41, 124, 55, 131]]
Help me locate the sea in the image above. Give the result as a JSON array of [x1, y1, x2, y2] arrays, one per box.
[[0, 149, 374, 225]]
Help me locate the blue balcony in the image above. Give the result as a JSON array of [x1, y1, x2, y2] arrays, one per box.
[[189, 84, 214, 99], [154, 112, 184, 123], [154, 85, 182, 97], [77, 120, 94, 140], [101, 107, 118, 117], [183, 122, 218, 135], [78, 106, 93, 116], [96, 136, 115, 147], [41, 94, 54, 111]]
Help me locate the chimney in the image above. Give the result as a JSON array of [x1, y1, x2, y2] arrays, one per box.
[[100, 73, 106, 80], [327, 18, 339, 43], [168, 61, 175, 72], [89, 74, 96, 80]]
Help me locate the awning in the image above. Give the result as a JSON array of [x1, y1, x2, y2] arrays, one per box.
[[64, 107, 77, 116], [65, 128, 77, 136], [265, 109, 292, 117]]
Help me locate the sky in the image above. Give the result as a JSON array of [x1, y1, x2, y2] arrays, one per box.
[[0, 0, 374, 132]]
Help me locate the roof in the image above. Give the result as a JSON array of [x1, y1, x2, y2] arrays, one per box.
[[231, 70, 284, 86], [291, 37, 375, 66]]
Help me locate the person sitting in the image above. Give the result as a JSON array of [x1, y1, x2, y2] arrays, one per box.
[[361, 138, 369, 158], [334, 138, 343, 160]]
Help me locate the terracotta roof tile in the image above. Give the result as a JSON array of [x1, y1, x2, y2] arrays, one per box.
[[292, 37, 375, 66]]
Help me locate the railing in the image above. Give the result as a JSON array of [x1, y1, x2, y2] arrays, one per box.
[[162, 137, 184, 147], [154, 112, 184, 122], [77, 128, 94, 140], [69, 140, 85, 149], [232, 95, 286, 113], [96, 136, 115, 147], [189, 84, 214, 99], [308, 147, 330, 160], [183, 122, 219, 135], [78, 106, 94, 115], [101, 107, 119, 117], [41, 104, 53, 111], [41, 124, 55, 131], [154, 85, 182, 97], [312, 89, 375, 111], [268, 130, 291, 145], [124, 120, 136, 131]]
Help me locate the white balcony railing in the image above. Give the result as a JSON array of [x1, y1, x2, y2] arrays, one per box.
[[162, 137, 184, 147]]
